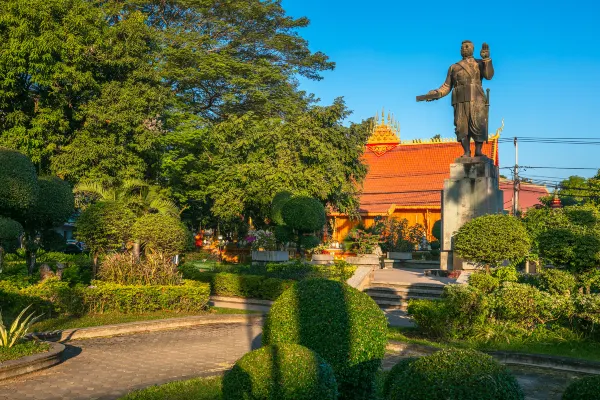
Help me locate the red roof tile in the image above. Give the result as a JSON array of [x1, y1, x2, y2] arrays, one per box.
[[359, 140, 498, 213], [500, 180, 548, 212]]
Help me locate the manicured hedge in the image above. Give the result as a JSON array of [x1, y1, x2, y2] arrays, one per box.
[[0, 278, 210, 317], [84, 280, 210, 313], [386, 349, 524, 400], [263, 279, 388, 400], [222, 344, 338, 400], [562, 375, 600, 400], [179, 270, 295, 301]]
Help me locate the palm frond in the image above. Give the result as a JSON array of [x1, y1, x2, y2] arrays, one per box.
[[74, 181, 114, 201]]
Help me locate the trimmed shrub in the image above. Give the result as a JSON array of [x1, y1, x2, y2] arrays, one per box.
[[536, 268, 577, 295], [468, 272, 500, 294], [24, 176, 74, 229], [300, 234, 320, 250], [562, 375, 600, 400], [454, 214, 530, 268], [76, 202, 136, 256], [383, 357, 417, 398], [84, 280, 210, 313], [493, 282, 557, 324], [270, 191, 292, 226], [281, 196, 326, 233], [263, 279, 387, 400], [443, 284, 490, 331], [0, 148, 38, 214], [273, 225, 294, 244], [222, 344, 338, 400], [132, 213, 188, 257], [492, 266, 520, 283], [386, 349, 524, 400], [407, 299, 450, 339], [212, 273, 294, 300]]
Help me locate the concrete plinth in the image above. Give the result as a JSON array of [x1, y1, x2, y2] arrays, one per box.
[[441, 156, 503, 270]]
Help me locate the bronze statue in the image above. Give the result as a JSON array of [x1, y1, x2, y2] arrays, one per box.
[[417, 41, 494, 157]]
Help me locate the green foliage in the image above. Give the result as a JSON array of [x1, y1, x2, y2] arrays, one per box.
[[75, 202, 136, 255], [492, 266, 520, 283], [273, 225, 294, 244], [271, 192, 293, 226], [468, 272, 500, 294], [98, 253, 182, 286], [443, 284, 490, 331], [23, 177, 74, 230], [0, 217, 23, 243], [263, 279, 388, 400], [347, 229, 381, 254], [493, 283, 559, 324], [299, 235, 320, 250], [562, 375, 600, 400], [222, 344, 338, 400], [432, 219, 442, 241], [0, 278, 81, 318], [386, 349, 524, 400], [0, 149, 38, 214], [454, 214, 530, 267], [83, 280, 210, 314], [536, 268, 578, 295], [525, 205, 600, 271], [211, 273, 294, 301], [383, 357, 417, 399], [132, 214, 188, 257], [282, 197, 326, 233], [0, 305, 41, 347], [39, 230, 67, 252], [429, 240, 440, 250], [407, 299, 450, 339]]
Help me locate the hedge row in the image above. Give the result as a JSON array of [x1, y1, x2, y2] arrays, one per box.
[[182, 271, 295, 301], [0, 278, 210, 317]]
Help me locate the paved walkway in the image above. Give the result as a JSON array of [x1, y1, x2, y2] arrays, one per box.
[[0, 322, 589, 400], [373, 268, 456, 286], [0, 323, 262, 400]]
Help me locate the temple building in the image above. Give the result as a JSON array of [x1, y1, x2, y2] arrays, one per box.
[[328, 111, 547, 243]]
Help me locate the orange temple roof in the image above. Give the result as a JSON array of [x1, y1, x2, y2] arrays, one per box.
[[359, 135, 500, 213]]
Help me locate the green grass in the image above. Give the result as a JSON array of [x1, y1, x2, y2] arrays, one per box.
[[119, 371, 388, 399], [0, 341, 50, 363], [31, 308, 262, 332], [121, 375, 223, 400], [387, 326, 600, 362]]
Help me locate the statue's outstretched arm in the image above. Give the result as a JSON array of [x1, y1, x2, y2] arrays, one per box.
[[479, 43, 494, 80], [427, 66, 453, 100]]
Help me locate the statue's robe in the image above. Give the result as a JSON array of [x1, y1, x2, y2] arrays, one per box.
[[437, 56, 494, 142]]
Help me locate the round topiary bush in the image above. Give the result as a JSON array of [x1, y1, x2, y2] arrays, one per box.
[[432, 219, 442, 241], [281, 196, 326, 233], [0, 148, 38, 214], [468, 272, 500, 294], [383, 357, 417, 398], [263, 278, 388, 400], [271, 191, 292, 226], [454, 214, 531, 268], [25, 176, 75, 229], [386, 348, 524, 400], [562, 375, 600, 399], [132, 213, 188, 257], [222, 343, 338, 400]]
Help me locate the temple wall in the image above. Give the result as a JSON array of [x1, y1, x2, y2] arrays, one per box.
[[330, 208, 441, 243]]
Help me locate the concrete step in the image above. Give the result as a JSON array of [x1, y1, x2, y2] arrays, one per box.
[[365, 290, 440, 302], [373, 299, 409, 311], [370, 281, 446, 292], [365, 286, 443, 297]]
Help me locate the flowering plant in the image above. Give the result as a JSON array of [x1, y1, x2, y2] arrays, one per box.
[[246, 230, 277, 251], [348, 229, 380, 255]]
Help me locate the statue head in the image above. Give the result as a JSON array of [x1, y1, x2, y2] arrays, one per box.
[[461, 40, 474, 58]]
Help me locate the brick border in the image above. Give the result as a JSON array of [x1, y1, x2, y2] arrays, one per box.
[[30, 314, 265, 342], [387, 341, 600, 374], [0, 342, 64, 381]]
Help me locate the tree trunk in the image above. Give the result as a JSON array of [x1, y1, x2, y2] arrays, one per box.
[[92, 253, 99, 279], [133, 241, 141, 261]]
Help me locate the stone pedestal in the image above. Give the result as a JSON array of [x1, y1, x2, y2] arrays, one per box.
[[440, 156, 503, 270]]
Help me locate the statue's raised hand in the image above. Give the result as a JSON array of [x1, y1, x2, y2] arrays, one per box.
[[480, 43, 490, 59]]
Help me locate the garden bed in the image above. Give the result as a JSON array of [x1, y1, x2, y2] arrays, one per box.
[[0, 341, 63, 381], [0, 341, 50, 363]]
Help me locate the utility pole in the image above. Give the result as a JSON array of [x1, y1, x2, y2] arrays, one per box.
[[513, 137, 519, 216]]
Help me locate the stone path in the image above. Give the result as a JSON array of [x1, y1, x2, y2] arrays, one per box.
[[0, 322, 590, 400], [0, 323, 262, 400]]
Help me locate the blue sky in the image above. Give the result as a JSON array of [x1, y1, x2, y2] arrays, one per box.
[[281, 0, 600, 184]]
